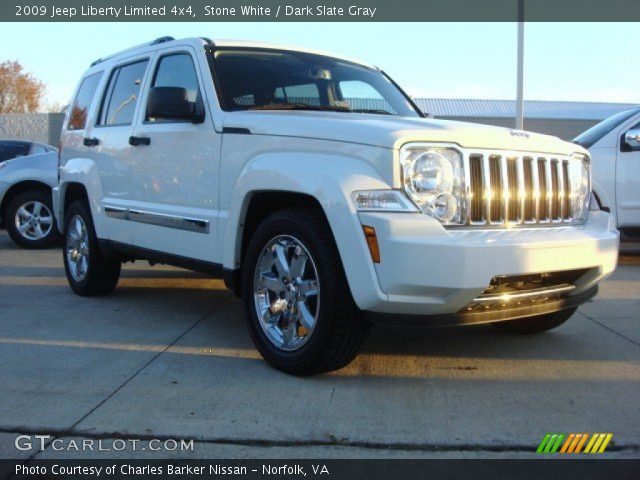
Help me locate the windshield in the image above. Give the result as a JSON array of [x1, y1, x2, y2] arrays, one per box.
[[209, 48, 421, 117], [573, 107, 640, 148]]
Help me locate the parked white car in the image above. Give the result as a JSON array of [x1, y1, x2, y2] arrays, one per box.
[[55, 37, 619, 374], [574, 106, 640, 239], [0, 148, 60, 248]]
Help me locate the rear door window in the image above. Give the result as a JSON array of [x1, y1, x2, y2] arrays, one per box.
[[68, 72, 103, 131], [99, 60, 149, 126]]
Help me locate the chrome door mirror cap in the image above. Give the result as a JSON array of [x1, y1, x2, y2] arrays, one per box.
[[624, 128, 640, 150]]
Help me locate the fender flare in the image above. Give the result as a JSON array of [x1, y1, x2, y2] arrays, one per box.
[[57, 158, 107, 236], [221, 152, 391, 310]]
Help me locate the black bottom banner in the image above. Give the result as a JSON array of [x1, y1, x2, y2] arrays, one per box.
[[2, 459, 640, 480]]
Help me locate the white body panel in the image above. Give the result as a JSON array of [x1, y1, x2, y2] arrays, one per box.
[[588, 110, 640, 228], [56, 37, 619, 317]]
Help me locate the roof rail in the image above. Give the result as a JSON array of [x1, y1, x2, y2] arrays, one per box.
[[89, 36, 175, 67], [151, 36, 175, 45]]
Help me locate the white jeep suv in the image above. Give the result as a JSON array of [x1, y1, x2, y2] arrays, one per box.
[[55, 37, 619, 375]]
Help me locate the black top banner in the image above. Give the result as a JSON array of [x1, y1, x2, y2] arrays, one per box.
[[3, 0, 640, 22]]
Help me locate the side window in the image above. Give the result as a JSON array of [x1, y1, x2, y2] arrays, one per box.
[[146, 53, 201, 122], [68, 72, 103, 131], [99, 60, 149, 126]]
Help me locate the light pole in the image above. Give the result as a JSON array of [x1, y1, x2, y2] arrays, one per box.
[[516, 0, 524, 130]]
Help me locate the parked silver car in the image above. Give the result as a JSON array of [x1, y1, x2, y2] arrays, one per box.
[[0, 145, 60, 248]]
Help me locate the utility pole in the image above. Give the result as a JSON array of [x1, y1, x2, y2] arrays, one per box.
[[516, 0, 525, 130]]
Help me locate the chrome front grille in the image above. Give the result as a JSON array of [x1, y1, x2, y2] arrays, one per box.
[[464, 151, 576, 227]]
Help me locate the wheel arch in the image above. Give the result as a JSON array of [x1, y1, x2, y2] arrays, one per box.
[[0, 180, 52, 223], [225, 190, 328, 296], [220, 153, 390, 310], [56, 157, 105, 236]]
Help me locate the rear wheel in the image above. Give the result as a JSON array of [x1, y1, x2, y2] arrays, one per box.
[[491, 307, 577, 334], [242, 208, 370, 375], [4, 190, 60, 249], [63, 200, 121, 296]]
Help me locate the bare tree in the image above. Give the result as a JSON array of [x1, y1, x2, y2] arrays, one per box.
[[45, 101, 65, 113], [0, 60, 46, 113]]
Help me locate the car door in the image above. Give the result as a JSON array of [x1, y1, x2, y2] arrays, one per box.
[[616, 116, 640, 227], [129, 48, 221, 264], [91, 56, 151, 243]]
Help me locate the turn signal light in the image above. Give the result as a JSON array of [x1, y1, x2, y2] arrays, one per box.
[[362, 225, 380, 263]]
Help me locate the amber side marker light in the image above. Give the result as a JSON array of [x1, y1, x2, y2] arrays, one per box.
[[362, 225, 380, 263]]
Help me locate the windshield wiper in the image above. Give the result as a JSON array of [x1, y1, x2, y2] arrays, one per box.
[[249, 103, 350, 112], [350, 109, 393, 115]]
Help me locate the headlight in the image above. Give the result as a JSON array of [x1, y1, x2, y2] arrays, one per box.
[[400, 145, 465, 224], [568, 154, 590, 222], [352, 190, 418, 212]]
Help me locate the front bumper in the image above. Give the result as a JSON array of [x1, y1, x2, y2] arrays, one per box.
[[356, 209, 619, 319]]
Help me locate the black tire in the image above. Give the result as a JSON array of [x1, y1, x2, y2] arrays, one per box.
[[4, 189, 60, 249], [491, 307, 577, 334], [63, 200, 121, 296], [242, 207, 370, 376]]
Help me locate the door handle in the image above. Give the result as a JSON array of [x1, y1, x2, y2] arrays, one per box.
[[129, 136, 151, 146], [83, 137, 100, 147]]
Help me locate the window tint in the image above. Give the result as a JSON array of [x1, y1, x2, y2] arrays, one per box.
[[100, 60, 149, 126], [146, 54, 201, 122], [68, 72, 103, 131], [211, 49, 419, 117], [0, 142, 30, 162]]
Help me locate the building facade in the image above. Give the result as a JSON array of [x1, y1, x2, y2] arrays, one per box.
[[0, 100, 637, 145], [0, 113, 65, 147]]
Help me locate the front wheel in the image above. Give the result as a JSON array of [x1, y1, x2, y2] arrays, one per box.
[[491, 307, 577, 334], [4, 190, 60, 249], [63, 200, 121, 296], [242, 208, 370, 376]]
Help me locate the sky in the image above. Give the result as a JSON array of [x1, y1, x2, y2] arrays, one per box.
[[1, 22, 638, 109]]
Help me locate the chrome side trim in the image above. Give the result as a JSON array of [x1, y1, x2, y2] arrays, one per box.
[[104, 205, 127, 220], [103, 205, 209, 234]]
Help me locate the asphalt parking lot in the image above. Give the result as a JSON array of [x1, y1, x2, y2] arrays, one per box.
[[0, 230, 638, 462]]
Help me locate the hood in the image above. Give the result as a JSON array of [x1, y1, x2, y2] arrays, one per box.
[[222, 111, 585, 156]]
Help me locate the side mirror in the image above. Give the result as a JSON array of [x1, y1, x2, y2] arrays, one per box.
[[146, 87, 203, 123], [624, 128, 640, 151]]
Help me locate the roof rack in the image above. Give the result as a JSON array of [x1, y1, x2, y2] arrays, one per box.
[[151, 36, 175, 45], [89, 36, 175, 67]]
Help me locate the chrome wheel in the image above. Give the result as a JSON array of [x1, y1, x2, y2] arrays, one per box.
[[253, 235, 320, 351], [66, 215, 90, 282], [14, 201, 53, 241]]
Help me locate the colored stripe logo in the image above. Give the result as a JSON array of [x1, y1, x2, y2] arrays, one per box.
[[536, 433, 613, 454]]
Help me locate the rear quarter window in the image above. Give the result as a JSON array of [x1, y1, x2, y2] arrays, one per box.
[[68, 72, 103, 131]]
